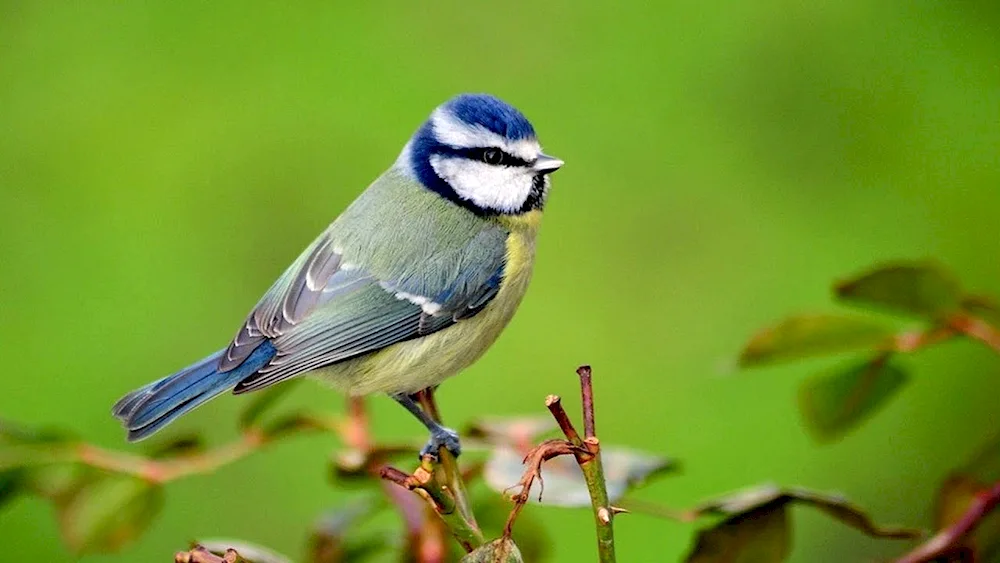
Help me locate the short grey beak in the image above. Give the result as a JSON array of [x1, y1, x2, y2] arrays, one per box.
[[532, 153, 564, 174]]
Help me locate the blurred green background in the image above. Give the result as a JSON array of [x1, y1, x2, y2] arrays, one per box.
[[2, 2, 999, 561]]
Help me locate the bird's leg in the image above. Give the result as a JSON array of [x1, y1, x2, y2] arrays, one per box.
[[391, 392, 461, 458]]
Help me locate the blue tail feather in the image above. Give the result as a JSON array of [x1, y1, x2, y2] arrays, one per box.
[[113, 341, 276, 442]]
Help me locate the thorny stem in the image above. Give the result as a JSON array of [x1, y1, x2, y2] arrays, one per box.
[[575, 366, 617, 563], [579, 366, 597, 439], [504, 367, 617, 563], [895, 480, 1000, 563]]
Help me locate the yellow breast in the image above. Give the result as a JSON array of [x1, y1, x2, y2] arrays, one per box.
[[318, 211, 542, 396]]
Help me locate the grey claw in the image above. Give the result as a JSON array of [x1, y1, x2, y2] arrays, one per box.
[[420, 426, 462, 458]]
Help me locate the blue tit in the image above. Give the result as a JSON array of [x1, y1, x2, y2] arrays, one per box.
[[113, 93, 563, 457]]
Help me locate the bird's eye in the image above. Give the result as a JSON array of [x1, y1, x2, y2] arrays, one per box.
[[482, 148, 504, 165]]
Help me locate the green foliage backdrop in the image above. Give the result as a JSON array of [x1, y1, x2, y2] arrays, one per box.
[[1, 2, 998, 561]]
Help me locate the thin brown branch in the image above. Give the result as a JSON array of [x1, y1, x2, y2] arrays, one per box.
[[339, 396, 371, 451], [578, 365, 597, 439], [889, 325, 956, 353], [75, 415, 335, 484], [380, 465, 414, 487], [949, 314, 1000, 353], [895, 480, 1000, 563], [380, 456, 484, 553], [545, 394, 583, 446]]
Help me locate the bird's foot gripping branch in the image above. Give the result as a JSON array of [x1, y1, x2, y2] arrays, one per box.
[[380, 367, 620, 562]]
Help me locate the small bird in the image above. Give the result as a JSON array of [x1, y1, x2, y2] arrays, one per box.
[[113, 94, 562, 457]]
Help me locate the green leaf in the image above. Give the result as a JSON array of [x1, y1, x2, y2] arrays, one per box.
[[798, 358, 909, 443], [834, 261, 963, 319], [739, 314, 895, 368], [779, 487, 920, 539], [25, 464, 94, 501], [56, 475, 164, 555], [0, 421, 95, 503], [0, 421, 77, 471], [461, 538, 524, 563], [0, 422, 87, 505], [685, 485, 919, 562], [239, 379, 302, 430], [484, 445, 675, 507], [0, 442, 78, 471], [685, 501, 791, 563], [0, 420, 75, 444]]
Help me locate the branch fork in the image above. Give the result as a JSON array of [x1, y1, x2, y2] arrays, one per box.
[[379, 367, 619, 562], [503, 366, 618, 563], [379, 389, 485, 553]]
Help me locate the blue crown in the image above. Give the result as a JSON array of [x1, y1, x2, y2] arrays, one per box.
[[407, 94, 537, 216], [444, 94, 536, 141]]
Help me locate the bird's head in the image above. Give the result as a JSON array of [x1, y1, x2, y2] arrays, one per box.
[[401, 94, 563, 216]]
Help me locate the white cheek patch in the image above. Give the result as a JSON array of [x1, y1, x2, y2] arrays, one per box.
[[431, 109, 541, 161], [429, 156, 534, 213]]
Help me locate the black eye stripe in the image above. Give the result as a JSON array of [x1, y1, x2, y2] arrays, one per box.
[[448, 147, 531, 167]]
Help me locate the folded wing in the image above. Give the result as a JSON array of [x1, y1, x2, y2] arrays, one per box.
[[219, 227, 507, 394]]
